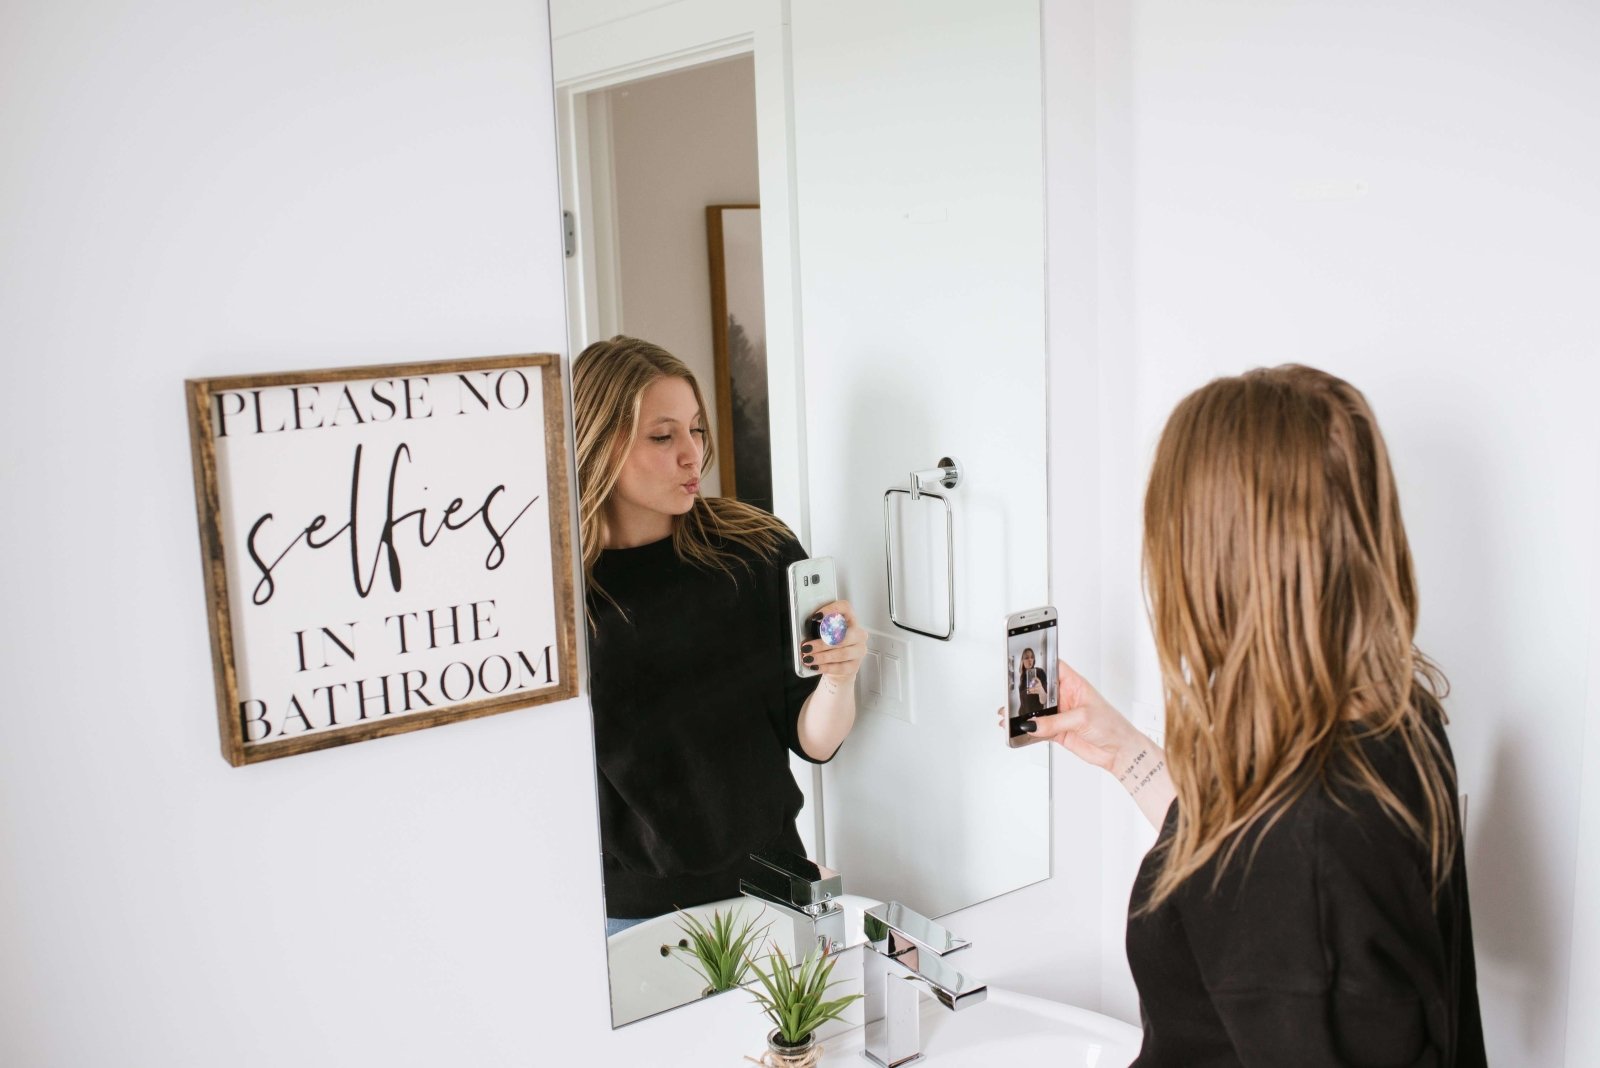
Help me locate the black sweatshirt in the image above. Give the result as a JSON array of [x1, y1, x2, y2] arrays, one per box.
[[1127, 717, 1486, 1067], [587, 532, 825, 919]]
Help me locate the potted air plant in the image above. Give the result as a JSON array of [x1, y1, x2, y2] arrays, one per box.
[[746, 943, 864, 1067], [670, 907, 773, 997]]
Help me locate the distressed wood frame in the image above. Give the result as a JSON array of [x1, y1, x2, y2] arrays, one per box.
[[185, 353, 578, 766]]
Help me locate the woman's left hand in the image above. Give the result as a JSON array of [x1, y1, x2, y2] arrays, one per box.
[[800, 600, 867, 682]]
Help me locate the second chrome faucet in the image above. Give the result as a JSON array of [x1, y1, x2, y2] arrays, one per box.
[[861, 901, 988, 1067]]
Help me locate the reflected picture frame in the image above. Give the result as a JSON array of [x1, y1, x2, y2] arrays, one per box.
[[706, 203, 773, 514]]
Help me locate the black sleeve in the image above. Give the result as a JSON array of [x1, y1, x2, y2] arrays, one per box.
[[1179, 802, 1446, 1067], [770, 535, 828, 763]]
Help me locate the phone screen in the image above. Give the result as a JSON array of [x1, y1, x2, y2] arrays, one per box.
[[1006, 615, 1059, 740]]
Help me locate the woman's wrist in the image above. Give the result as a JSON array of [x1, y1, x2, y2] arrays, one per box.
[[1103, 718, 1163, 791], [1114, 745, 1167, 797], [817, 672, 855, 697]]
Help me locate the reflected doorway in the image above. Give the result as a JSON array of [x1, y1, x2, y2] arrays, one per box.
[[561, 55, 772, 512]]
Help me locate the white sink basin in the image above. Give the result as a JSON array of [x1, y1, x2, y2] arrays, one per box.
[[608, 893, 880, 1027], [608, 900, 1145, 1066], [816, 987, 1142, 1067]]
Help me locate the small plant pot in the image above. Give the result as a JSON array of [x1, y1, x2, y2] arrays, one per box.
[[764, 1028, 817, 1068]]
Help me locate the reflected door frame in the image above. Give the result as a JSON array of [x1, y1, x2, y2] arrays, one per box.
[[552, 1, 806, 545], [549, 0, 823, 857]]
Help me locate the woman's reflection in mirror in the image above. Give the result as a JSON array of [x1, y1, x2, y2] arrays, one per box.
[[573, 336, 864, 937], [1015, 647, 1048, 718]]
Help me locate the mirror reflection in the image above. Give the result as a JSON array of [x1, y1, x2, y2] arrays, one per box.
[[574, 337, 865, 932], [552, 0, 1050, 1027]]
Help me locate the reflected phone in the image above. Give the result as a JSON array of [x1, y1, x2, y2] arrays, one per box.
[[787, 556, 839, 678], [1005, 605, 1059, 748]]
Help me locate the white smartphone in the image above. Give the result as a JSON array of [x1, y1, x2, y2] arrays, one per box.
[[1005, 605, 1059, 748], [787, 556, 839, 678]]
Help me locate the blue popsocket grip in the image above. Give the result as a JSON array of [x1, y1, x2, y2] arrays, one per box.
[[818, 612, 848, 646]]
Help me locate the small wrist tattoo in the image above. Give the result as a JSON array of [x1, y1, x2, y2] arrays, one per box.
[[1117, 748, 1151, 783], [1127, 760, 1165, 796]]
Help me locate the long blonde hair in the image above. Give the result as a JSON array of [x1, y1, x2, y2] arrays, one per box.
[[572, 336, 789, 600], [1141, 365, 1456, 910]]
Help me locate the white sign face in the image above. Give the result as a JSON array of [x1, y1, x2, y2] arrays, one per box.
[[188, 356, 576, 764]]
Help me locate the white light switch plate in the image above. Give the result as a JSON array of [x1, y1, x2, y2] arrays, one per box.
[[859, 628, 914, 723]]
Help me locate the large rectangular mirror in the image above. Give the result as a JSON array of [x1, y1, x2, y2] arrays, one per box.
[[551, 0, 1050, 1027]]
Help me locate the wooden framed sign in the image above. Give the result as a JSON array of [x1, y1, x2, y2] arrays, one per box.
[[185, 354, 577, 766]]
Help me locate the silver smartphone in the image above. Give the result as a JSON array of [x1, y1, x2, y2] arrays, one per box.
[[787, 556, 839, 678], [1005, 605, 1059, 747]]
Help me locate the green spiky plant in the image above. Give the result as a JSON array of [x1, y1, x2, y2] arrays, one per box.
[[671, 908, 774, 994], [746, 943, 864, 1048]]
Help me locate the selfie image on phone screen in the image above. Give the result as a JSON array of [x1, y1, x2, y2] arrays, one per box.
[[1006, 607, 1058, 746]]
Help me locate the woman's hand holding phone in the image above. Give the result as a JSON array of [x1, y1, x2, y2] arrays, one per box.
[[794, 599, 866, 762], [1025, 661, 1135, 771], [799, 599, 866, 682], [1010, 660, 1176, 830]]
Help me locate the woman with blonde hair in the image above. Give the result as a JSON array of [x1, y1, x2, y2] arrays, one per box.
[[574, 336, 863, 935], [1031, 366, 1485, 1065]]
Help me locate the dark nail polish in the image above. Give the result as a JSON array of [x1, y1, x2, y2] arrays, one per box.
[[803, 655, 814, 665], [811, 611, 824, 621], [801, 644, 814, 654], [1022, 720, 1038, 733]]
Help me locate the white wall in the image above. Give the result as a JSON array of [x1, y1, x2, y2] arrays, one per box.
[[1065, 2, 1600, 1063], [0, 1, 725, 1064], [793, 0, 1053, 918], [606, 54, 761, 497]]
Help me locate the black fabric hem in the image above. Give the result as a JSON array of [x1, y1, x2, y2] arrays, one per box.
[[602, 820, 805, 919]]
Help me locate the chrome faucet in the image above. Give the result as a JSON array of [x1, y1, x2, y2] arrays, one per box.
[[739, 849, 846, 957], [861, 902, 987, 1067]]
